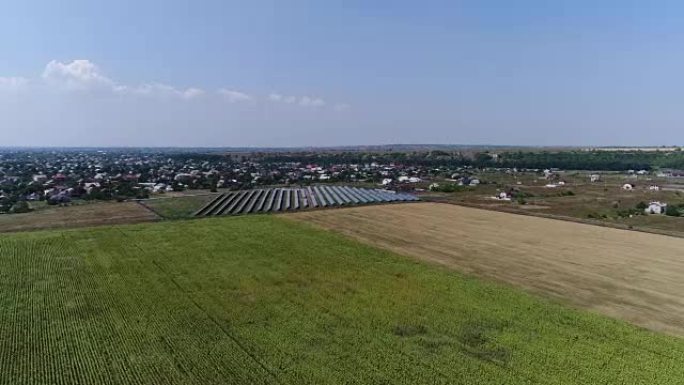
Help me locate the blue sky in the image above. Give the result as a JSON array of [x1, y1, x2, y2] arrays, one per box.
[[1, 0, 683, 147]]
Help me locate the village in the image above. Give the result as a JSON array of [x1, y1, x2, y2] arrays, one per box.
[[1, 149, 683, 235], [0, 149, 439, 213]]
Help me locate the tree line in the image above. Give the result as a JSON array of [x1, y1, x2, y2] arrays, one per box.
[[258, 150, 684, 171]]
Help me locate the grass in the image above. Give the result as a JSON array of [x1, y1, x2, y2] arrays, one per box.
[[425, 171, 684, 237], [0, 201, 157, 233], [0, 216, 683, 384], [142, 194, 218, 219]]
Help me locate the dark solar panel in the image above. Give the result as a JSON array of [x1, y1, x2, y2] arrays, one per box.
[[195, 186, 418, 216], [283, 189, 291, 210], [272, 189, 283, 211], [293, 189, 300, 209], [324, 186, 344, 205], [264, 189, 276, 212], [307, 187, 318, 207], [234, 189, 257, 214], [254, 189, 269, 212], [314, 186, 329, 206], [223, 191, 248, 214]]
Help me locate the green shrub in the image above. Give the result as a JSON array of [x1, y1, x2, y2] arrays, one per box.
[[665, 205, 681, 217]]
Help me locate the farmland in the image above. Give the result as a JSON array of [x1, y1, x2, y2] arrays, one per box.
[[1, 215, 684, 384], [290, 203, 684, 336], [142, 194, 218, 219], [0, 201, 158, 233], [423, 170, 684, 237]]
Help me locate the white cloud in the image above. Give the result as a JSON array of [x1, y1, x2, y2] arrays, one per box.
[[120, 83, 205, 99], [42, 59, 115, 90], [182, 88, 205, 99], [40, 59, 204, 99], [218, 88, 252, 102], [269, 92, 327, 107], [334, 103, 350, 111], [0, 77, 28, 89], [299, 96, 326, 107], [2, 60, 348, 108]]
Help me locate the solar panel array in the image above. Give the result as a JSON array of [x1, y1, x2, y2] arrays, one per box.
[[194, 186, 419, 217]]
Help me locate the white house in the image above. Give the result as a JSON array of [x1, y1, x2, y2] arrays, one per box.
[[397, 175, 421, 183], [622, 183, 634, 191], [590, 174, 601, 183], [32, 174, 48, 183], [495, 191, 511, 201], [174, 173, 194, 183], [645, 201, 667, 215], [649, 185, 661, 191]]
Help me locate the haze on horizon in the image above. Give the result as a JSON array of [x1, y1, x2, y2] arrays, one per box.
[[1, 1, 683, 148]]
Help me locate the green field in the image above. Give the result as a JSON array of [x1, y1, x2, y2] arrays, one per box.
[[1, 216, 683, 384], [142, 194, 218, 219]]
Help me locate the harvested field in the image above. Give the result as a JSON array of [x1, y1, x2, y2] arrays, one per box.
[[288, 202, 684, 335], [0, 201, 158, 233]]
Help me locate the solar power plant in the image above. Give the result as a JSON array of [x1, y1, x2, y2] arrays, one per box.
[[194, 186, 419, 217]]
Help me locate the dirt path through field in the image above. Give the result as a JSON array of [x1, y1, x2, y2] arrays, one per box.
[[287, 202, 684, 335]]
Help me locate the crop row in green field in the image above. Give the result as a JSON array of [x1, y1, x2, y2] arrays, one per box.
[[0, 216, 683, 384]]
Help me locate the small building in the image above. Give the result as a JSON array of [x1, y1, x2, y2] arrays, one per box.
[[174, 173, 194, 183], [645, 201, 667, 215], [649, 185, 661, 191], [47, 192, 71, 206], [590, 174, 601, 183], [495, 191, 511, 201], [32, 174, 48, 183]]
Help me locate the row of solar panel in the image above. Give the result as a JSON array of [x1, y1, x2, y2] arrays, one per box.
[[194, 186, 419, 216]]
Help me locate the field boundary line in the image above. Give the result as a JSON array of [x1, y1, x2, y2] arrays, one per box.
[[134, 200, 164, 219], [115, 228, 285, 385], [148, 259, 286, 385]]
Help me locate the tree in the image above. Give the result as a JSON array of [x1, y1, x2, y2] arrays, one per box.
[[9, 201, 30, 214], [665, 205, 680, 217]]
